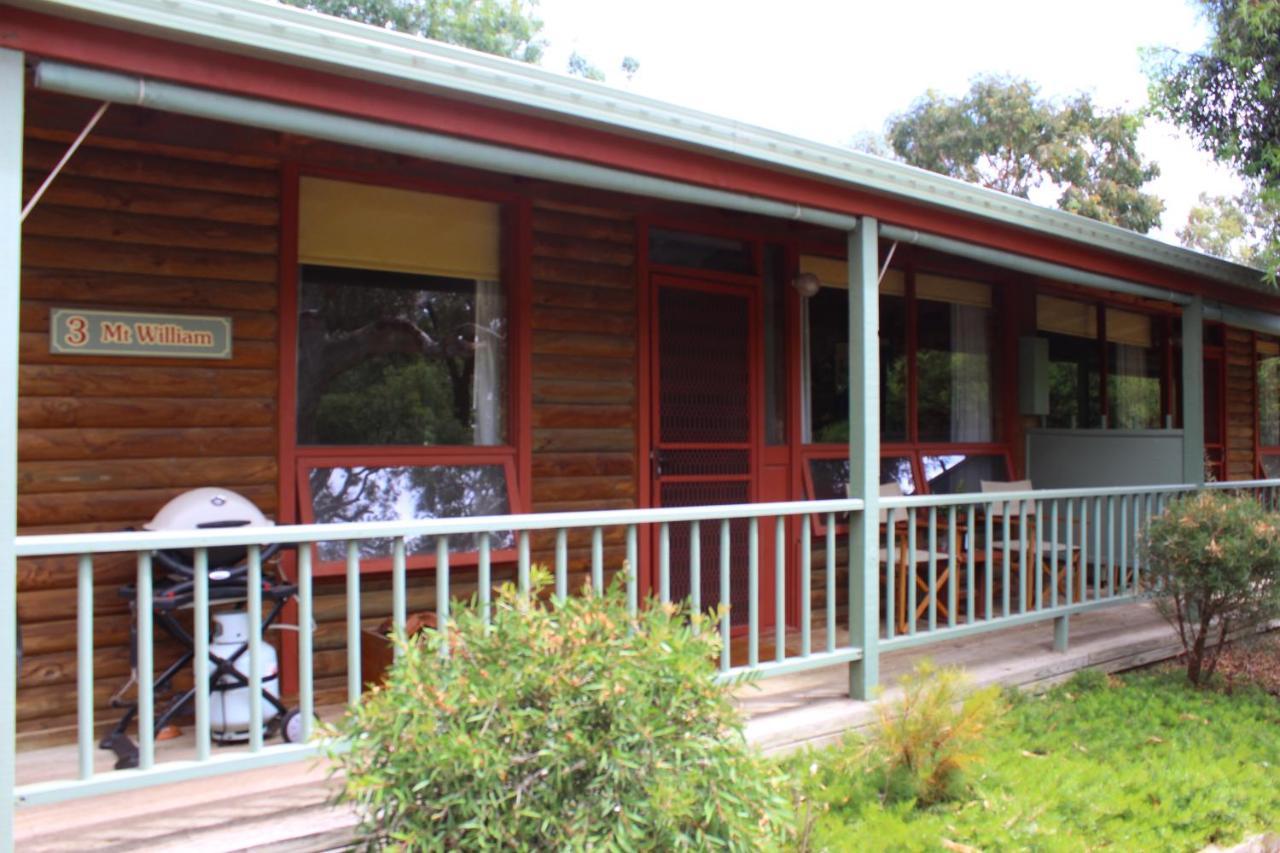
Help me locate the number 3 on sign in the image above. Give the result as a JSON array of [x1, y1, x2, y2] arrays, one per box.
[[63, 314, 89, 347]]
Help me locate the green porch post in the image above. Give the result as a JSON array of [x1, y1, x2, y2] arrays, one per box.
[[0, 48, 23, 851], [848, 217, 880, 699], [1181, 296, 1204, 485]]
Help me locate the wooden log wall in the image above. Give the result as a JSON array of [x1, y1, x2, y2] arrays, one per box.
[[17, 131, 281, 744], [1224, 327, 1257, 480]]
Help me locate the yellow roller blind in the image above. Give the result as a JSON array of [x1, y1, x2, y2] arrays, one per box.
[[1105, 307, 1154, 349], [798, 254, 905, 294], [299, 177, 500, 280], [1259, 338, 1280, 357], [1037, 294, 1097, 339], [914, 273, 992, 308]]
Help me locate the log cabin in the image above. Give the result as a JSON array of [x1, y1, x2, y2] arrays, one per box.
[[2, 0, 1280, 832]]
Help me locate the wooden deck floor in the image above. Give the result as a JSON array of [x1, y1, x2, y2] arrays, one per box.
[[15, 601, 1189, 851]]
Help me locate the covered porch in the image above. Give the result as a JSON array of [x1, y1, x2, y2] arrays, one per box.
[[11, 599, 1200, 851], [4, 0, 1280, 846]]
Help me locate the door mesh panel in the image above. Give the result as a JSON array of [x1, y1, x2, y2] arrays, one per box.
[[662, 481, 751, 625], [658, 287, 751, 444]]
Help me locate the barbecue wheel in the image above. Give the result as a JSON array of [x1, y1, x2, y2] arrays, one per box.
[[280, 708, 304, 743]]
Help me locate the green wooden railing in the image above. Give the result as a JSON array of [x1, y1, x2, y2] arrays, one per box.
[[10, 481, 1280, 809]]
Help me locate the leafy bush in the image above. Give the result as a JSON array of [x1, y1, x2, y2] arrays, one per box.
[[871, 660, 1003, 806], [329, 570, 795, 849], [1142, 491, 1280, 685]]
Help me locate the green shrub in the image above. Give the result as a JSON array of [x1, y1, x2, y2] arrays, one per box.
[[871, 660, 1002, 806], [328, 570, 795, 850], [1142, 491, 1280, 685]]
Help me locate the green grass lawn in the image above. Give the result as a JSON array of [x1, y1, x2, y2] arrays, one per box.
[[785, 670, 1280, 852]]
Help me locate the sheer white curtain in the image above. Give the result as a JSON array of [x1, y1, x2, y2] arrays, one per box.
[[471, 279, 505, 445], [950, 303, 992, 442]]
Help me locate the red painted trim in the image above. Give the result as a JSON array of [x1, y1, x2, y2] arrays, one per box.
[[276, 160, 300, 695], [511, 199, 533, 512], [9, 7, 1271, 311]]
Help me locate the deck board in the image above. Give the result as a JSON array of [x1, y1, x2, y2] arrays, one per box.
[[15, 601, 1199, 850]]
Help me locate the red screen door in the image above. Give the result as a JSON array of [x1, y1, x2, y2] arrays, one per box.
[[651, 276, 761, 626]]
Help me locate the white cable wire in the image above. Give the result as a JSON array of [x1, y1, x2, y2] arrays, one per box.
[[20, 101, 110, 222]]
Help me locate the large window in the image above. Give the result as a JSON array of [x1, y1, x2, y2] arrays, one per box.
[[294, 177, 516, 567], [799, 255, 1003, 496], [1037, 294, 1168, 430]]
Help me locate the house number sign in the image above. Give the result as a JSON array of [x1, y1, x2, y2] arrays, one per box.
[[50, 308, 233, 359]]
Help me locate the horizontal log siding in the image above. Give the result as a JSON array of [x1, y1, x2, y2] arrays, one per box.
[[16, 130, 280, 744], [1224, 326, 1256, 480], [529, 200, 639, 591]]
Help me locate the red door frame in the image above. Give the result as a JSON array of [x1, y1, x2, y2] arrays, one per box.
[[646, 272, 774, 630]]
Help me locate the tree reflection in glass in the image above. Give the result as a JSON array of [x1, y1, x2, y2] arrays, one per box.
[[308, 465, 514, 561]]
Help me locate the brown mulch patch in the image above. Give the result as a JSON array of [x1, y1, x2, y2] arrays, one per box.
[[1214, 633, 1280, 697]]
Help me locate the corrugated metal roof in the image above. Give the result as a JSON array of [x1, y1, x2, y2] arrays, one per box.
[[6, 0, 1268, 291]]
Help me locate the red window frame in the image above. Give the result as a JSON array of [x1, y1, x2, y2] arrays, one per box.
[[1254, 331, 1280, 478], [278, 164, 531, 576]]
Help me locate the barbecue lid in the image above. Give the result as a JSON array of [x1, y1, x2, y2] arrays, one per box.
[[143, 487, 274, 532]]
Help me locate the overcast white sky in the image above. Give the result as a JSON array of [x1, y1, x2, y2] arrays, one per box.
[[536, 0, 1242, 246]]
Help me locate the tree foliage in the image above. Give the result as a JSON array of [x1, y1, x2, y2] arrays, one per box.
[[281, 0, 545, 62], [1178, 190, 1272, 266], [885, 75, 1164, 233], [1147, 0, 1280, 278]]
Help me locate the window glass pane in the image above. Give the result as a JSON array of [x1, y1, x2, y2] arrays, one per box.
[[805, 277, 907, 444], [1107, 309, 1162, 429], [807, 456, 917, 500], [763, 245, 787, 445], [921, 453, 1008, 495], [916, 282, 998, 442], [307, 465, 513, 561], [649, 227, 754, 274], [1204, 355, 1223, 445], [1263, 454, 1280, 479], [1258, 338, 1280, 447], [1038, 295, 1101, 429], [297, 265, 506, 446]]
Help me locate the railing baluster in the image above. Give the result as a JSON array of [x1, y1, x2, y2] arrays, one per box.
[[801, 514, 812, 655], [659, 522, 671, 604], [984, 503, 993, 620], [1119, 495, 1129, 596], [298, 543, 314, 741], [826, 514, 836, 652], [1001, 509, 1011, 617], [1106, 495, 1116, 598], [1018, 499, 1028, 614], [555, 528, 568, 600], [1093, 496, 1103, 601], [247, 545, 263, 753], [748, 517, 759, 667], [1135, 494, 1146, 592], [947, 505, 957, 628], [345, 541, 361, 706], [392, 537, 406, 653], [437, 536, 450, 659], [1033, 500, 1043, 611], [76, 554, 93, 780], [907, 508, 917, 635], [885, 507, 896, 639], [193, 548, 211, 762], [626, 525, 638, 616], [136, 552, 154, 769], [775, 516, 786, 663], [518, 531, 530, 597], [927, 507, 938, 632], [720, 519, 731, 671], [1066, 498, 1075, 606], [1079, 498, 1089, 601], [966, 503, 976, 625], [690, 520, 702, 619], [479, 536, 492, 626], [591, 526, 604, 594], [1050, 500, 1059, 609]]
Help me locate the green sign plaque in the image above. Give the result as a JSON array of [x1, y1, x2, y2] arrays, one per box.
[[50, 308, 232, 359]]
